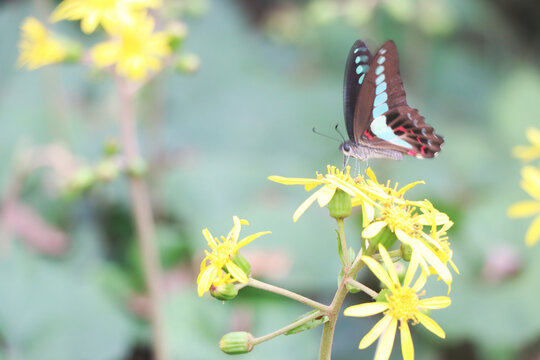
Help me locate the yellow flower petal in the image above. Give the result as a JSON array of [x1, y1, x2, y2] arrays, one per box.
[[267, 175, 322, 186], [237, 231, 271, 248], [225, 261, 248, 283], [526, 127, 540, 147], [416, 312, 446, 338], [400, 321, 414, 360], [197, 265, 218, 297], [525, 215, 540, 246], [362, 221, 387, 239], [344, 302, 389, 317], [508, 201, 540, 218], [375, 317, 397, 360], [403, 251, 420, 288], [412, 270, 427, 293], [513, 145, 540, 161], [396, 181, 424, 196], [362, 256, 394, 290], [378, 244, 399, 286], [202, 228, 217, 248], [419, 296, 451, 309], [359, 314, 392, 349], [293, 188, 321, 222], [316, 185, 336, 207]]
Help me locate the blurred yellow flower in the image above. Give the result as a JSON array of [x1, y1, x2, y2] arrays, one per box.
[[197, 216, 270, 297], [512, 128, 540, 162], [344, 245, 450, 360], [50, 0, 161, 34], [508, 166, 540, 246], [91, 15, 171, 80], [17, 17, 67, 70], [268, 165, 374, 222]]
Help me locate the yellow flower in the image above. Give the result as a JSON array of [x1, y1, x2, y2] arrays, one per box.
[[268, 165, 374, 222], [360, 173, 454, 287], [344, 244, 451, 360], [17, 17, 67, 70], [50, 0, 161, 34], [91, 15, 171, 80], [197, 216, 270, 297], [512, 128, 540, 162], [508, 166, 540, 246]]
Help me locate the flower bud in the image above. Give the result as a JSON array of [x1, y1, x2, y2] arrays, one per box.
[[175, 53, 200, 74], [231, 253, 251, 277], [328, 189, 351, 219], [70, 166, 95, 190], [167, 21, 188, 51], [376, 289, 391, 302], [210, 283, 238, 301], [219, 332, 254, 354], [369, 226, 396, 251], [401, 243, 413, 262], [285, 310, 328, 335], [103, 139, 120, 156], [95, 159, 118, 182]]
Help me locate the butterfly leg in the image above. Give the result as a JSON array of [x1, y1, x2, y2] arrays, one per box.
[[343, 155, 350, 170]]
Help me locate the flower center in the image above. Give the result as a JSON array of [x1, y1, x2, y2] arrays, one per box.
[[208, 240, 238, 268], [382, 201, 418, 234], [386, 287, 420, 322]]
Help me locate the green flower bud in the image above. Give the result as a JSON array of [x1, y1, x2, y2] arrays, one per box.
[[328, 189, 351, 219], [231, 253, 251, 277], [401, 243, 413, 262], [126, 158, 147, 178], [219, 332, 254, 354], [368, 226, 396, 251], [167, 21, 188, 51], [210, 283, 238, 301], [71, 166, 95, 190], [285, 310, 328, 335], [175, 53, 200, 74], [103, 139, 120, 156], [95, 160, 118, 182]]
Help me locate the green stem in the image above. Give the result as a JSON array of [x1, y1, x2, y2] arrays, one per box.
[[337, 218, 349, 267], [346, 279, 378, 299], [117, 77, 168, 360], [252, 311, 322, 345], [372, 249, 402, 261], [248, 278, 329, 313]]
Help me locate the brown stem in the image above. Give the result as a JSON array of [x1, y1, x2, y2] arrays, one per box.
[[117, 77, 169, 360]]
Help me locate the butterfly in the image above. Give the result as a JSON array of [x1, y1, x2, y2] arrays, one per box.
[[340, 39, 443, 161]]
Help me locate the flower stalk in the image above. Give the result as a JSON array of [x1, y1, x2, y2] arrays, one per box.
[[117, 76, 168, 360]]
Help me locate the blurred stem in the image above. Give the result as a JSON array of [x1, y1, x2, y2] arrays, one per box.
[[117, 77, 168, 360], [346, 279, 378, 299], [248, 278, 329, 312]]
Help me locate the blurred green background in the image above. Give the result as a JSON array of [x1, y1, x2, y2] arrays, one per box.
[[1, 0, 540, 359]]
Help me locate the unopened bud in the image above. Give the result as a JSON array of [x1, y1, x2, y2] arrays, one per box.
[[401, 243, 413, 262], [95, 159, 118, 181], [328, 189, 351, 219], [210, 283, 238, 301], [369, 226, 396, 251], [175, 53, 200, 74], [219, 332, 254, 354], [231, 253, 251, 278], [167, 21, 188, 51]]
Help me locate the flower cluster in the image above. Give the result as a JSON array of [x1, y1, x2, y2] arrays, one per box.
[[268, 165, 456, 359], [17, 0, 196, 81], [509, 127, 540, 246]]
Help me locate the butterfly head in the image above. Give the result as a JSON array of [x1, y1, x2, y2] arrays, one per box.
[[339, 140, 362, 159]]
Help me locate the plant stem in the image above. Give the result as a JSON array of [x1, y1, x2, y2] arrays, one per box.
[[336, 218, 349, 267], [252, 310, 322, 345], [346, 279, 378, 299], [248, 278, 329, 313], [117, 77, 168, 360]]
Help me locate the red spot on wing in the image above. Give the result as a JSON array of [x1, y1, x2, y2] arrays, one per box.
[[420, 146, 426, 155], [408, 150, 416, 156], [364, 130, 374, 139]]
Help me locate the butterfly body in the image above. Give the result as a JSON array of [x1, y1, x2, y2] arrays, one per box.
[[340, 40, 443, 160]]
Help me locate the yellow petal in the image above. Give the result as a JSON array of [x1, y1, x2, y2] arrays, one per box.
[[359, 315, 392, 349], [363, 221, 387, 239], [375, 317, 397, 360], [197, 265, 218, 297], [230, 216, 242, 241], [267, 175, 322, 186], [396, 181, 424, 196], [362, 256, 394, 290], [412, 270, 427, 292], [400, 321, 414, 360], [378, 244, 399, 286], [513, 146, 540, 161], [238, 231, 271, 248], [403, 251, 420, 288], [420, 296, 451, 309], [316, 185, 336, 207], [526, 127, 540, 147], [202, 228, 217, 247], [508, 201, 540, 217], [366, 167, 377, 183], [226, 261, 248, 283], [344, 302, 388, 317], [525, 215, 540, 246], [293, 188, 322, 222], [416, 312, 446, 338]]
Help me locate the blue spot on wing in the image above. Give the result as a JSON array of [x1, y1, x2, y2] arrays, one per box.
[[376, 74, 385, 85], [375, 65, 384, 75], [376, 82, 387, 95], [377, 56, 386, 64], [374, 92, 388, 107], [372, 103, 388, 119], [358, 73, 365, 84], [356, 64, 369, 74]]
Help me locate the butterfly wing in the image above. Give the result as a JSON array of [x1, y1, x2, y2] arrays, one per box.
[[352, 40, 443, 158], [343, 40, 373, 141]]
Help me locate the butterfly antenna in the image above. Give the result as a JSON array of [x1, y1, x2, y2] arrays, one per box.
[[312, 127, 341, 142], [334, 124, 346, 142]]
